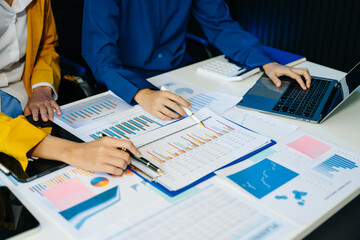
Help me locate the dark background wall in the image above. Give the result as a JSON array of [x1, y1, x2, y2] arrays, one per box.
[[52, 0, 360, 73], [227, 0, 360, 72], [52, 0, 85, 65]]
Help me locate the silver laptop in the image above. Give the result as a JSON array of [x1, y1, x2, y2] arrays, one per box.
[[237, 62, 360, 123]]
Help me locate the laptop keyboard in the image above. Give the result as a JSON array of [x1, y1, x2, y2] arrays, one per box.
[[272, 78, 330, 118]]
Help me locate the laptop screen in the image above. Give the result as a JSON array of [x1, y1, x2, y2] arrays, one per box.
[[321, 62, 360, 121]]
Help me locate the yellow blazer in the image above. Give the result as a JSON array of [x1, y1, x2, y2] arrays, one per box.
[[0, 113, 46, 170], [0, 0, 59, 170], [23, 0, 60, 97]]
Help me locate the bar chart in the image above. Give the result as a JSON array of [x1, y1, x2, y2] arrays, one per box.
[[87, 114, 163, 140], [28, 168, 94, 197], [145, 119, 235, 164], [187, 93, 218, 111], [313, 154, 358, 178], [134, 109, 271, 191], [57, 93, 131, 128]]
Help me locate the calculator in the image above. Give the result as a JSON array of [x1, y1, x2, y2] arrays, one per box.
[[196, 59, 260, 81]]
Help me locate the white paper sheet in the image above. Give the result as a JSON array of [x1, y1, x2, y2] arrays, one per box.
[[53, 91, 171, 142], [216, 131, 360, 225], [222, 107, 298, 141], [131, 108, 272, 191], [148, 73, 242, 114], [100, 178, 296, 240], [14, 167, 165, 238]]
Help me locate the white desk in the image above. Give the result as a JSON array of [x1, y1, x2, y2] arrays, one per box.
[[9, 57, 360, 240], [170, 57, 360, 239], [171, 57, 360, 154]]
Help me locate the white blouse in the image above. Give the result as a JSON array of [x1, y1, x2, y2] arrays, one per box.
[[0, 0, 56, 109]]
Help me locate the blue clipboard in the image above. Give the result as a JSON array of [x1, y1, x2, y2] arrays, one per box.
[[130, 120, 276, 197]]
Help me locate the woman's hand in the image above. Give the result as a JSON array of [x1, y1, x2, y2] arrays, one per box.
[[31, 136, 142, 176]]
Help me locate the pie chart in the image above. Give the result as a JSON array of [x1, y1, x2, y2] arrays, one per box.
[[175, 87, 194, 95], [90, 177, 109, 187]]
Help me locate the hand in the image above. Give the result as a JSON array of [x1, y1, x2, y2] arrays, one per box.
[[24, 86, 61, 122], [32, 136, 142, 176], [66, 137, 142, 175], [262, 62, 311, 90], [134, 88, 191, 120]]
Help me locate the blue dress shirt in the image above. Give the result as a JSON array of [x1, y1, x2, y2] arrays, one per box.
[[0, 90, 23, 118], [82, 0, 275, 104]]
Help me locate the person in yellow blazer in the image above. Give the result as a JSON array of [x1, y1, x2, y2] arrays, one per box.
[[22, 0, 62, 122], [1, 0, 142, 175], [0, 112, 142, 174]]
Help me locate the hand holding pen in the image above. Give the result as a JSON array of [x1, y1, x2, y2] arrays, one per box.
[[97, 133, 164, 178], [61, 135, 141, 176], [160, 86, 205, 127]]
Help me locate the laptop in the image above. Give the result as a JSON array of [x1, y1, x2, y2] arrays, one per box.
[[237, 62, 360, 123]]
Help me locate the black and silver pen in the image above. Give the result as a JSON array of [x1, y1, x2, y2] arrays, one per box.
[[96, 132, 164, 176], [119, 147, 164, 175]]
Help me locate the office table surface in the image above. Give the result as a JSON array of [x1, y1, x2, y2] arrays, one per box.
[[170, 57, 360, 240], [15, 58, 360, 240], [170, 57, 360, 154]]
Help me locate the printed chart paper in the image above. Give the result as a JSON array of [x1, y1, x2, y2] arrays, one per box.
[[222, 107, 298, 141], [99, 178, 296, 240], [216, 131, 360, 225], [131, 108, 272, 191], [148, 73, 241, 114], [54, 91, 170, 142], [16, 167, 163, 238]]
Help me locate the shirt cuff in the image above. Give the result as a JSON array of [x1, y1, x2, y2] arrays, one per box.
[[32, 83, 58, 101]]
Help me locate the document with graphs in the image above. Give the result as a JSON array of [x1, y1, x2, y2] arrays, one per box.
[[216, 131, 360, 225], [130, 108, 273, 194], [53, 91, 171, 142]]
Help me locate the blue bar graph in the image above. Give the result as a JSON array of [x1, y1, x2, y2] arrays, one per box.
[[89, 115, 163, 140], [57, 94, 129, 128], [313, 154, 358, 178], [188, 94, 217, 111]]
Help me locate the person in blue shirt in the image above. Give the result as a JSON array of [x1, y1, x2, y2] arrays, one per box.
[[82, 0, 311, 120]]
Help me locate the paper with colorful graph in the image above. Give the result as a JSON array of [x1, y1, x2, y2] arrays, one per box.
[[216, 131, 360, 225]]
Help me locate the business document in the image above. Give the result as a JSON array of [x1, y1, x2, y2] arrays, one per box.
[[131, 108, 272, 192]]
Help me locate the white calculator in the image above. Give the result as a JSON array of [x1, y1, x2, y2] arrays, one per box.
[[196, 59, 260, 81]]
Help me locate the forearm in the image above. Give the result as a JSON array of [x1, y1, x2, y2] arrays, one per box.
[[30, 135, 76, 165], [30, 135, 142, 175]]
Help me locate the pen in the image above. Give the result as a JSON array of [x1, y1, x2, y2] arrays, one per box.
[[96, 132, 164, 176], [119, 147, 164, 175], [128, 164, 157, 182], [160, 86, 205, 127]]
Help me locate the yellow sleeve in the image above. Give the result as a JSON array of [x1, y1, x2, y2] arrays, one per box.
[[30, 0, 61, 93], [0, 113, 47, 170]]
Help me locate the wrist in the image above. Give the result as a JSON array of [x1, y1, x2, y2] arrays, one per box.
[[261, 62, 280, 72], [134, 88, 152, 104], [33, 86, 52, 94]]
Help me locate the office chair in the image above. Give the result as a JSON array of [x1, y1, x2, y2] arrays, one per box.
[[51, 0, 101, 106], [185, 14, 222, 62]]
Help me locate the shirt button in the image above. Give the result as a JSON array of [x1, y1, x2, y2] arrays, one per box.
[[158, 53, 163, 58]]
